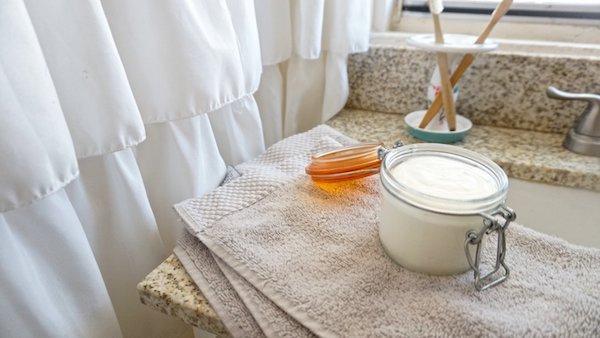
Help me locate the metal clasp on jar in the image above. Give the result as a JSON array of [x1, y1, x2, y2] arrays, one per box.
[[377, 141, 404, 160], [464, 205, 516, 291]]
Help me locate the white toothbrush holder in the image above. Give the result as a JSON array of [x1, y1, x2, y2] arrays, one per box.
[[407, 34, 498, 115]]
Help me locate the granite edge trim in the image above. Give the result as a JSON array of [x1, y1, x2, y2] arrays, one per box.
[[492, 160, 600, 192], [137, 255, 230, 337]]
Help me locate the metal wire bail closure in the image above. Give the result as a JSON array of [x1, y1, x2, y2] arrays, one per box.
[[464, 205, 516, 291]]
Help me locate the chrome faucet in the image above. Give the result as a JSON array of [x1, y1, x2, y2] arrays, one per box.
[[546, 86, 600, 157]]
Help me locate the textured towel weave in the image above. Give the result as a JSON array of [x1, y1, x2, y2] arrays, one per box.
[[175, 125, 600, 337]]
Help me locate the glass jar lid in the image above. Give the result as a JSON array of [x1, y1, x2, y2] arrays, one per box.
[[380, 143, 508, 215], [305, 142, 383, 182]]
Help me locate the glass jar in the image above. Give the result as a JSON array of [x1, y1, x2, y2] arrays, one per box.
[[379, 143, 515, 289]]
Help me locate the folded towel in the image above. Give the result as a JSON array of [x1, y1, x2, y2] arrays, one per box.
[[175, 125, 600, 337], [175, 233, 264, 337], [176, 234, 315, 338]]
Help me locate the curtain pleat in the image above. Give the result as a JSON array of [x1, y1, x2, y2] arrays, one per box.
[[322, 53, 351, 122], [283, 55, 328, 137], [255, 64, 285, 147], [22, 0, 146, 159], [291, 0, 325, 59], [133, 114, 227, 251], [208, 95, 266, 165], [0, 191, 122, 338], [64, 149, 185, 338], [224, 0, 263, 91], [100, 0, 247, 124], [321, 0, 372, 54], [255, 0, 372, 142], [254, 0, 293, 66], [0, 0, 78, 212], [372, 0, 396, 32]]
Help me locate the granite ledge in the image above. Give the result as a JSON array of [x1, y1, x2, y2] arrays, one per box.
[[137, 254, 231, 338]]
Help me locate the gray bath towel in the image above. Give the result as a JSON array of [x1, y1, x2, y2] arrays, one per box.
[[176, 233, 315, 338], [174, 234, 265, 337], [175, 125, 600, 337]]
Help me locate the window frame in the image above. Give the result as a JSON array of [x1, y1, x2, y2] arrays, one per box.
[[402, 0, 600, 22], [392, 0, 600, 44]]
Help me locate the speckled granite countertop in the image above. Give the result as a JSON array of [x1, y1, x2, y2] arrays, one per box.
[[328, 110, 600, 191], [138, 254, 230, 338], [138, 108, 600, 336]]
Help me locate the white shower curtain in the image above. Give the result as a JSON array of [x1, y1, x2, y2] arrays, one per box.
[[254, 0, 373, 146], [0, 1, 372, 337]]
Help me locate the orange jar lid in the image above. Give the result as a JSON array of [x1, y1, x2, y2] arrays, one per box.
[[305, 142, 384, 183]]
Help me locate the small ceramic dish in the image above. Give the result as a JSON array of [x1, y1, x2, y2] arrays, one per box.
[[404, 110, 472, 143], [407, 34, 498, 54]]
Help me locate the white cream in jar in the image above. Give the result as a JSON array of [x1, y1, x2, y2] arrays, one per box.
[[379, 144, 509, 275], [390, 156, 498, 202]]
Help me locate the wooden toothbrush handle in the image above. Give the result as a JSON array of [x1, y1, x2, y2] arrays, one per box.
[[436, 52, 456, 130], [431, 14, 456, 131], [419, 0, 513, 129], [418, 53, 475, 129]]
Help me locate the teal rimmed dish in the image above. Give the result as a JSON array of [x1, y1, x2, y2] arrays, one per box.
[[404, 110, 473, 143]]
